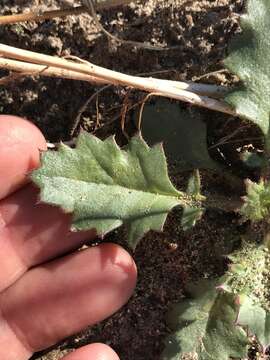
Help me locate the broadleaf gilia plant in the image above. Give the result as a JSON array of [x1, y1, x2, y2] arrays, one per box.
[[31, 0, 270, 358], [32, 132, 200, 249]]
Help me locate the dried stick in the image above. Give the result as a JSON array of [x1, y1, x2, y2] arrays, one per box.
[[0, 6, 84, 26], [137, 93, 159, 130], [0, 43, 236, 116], [152, 79, 228, 98], [0, 1, 133, 26], [0, 57, 105, 84], [120, 88, 133, 137], [71, 85, 111, 136], [0, 57, 227, 98]]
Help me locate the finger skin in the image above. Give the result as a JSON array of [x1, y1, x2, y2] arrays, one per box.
[[61, 344, 119, 360], [0, 184, 94, 291], [0, 243, 137, 359], [0, 116, 137, 360], [0, 115, 93, 291], [0, 115, 47, 200]]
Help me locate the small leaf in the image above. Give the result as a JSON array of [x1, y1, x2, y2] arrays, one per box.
[[241, 179, 270, 221], [224, 0, 270, 147], [32, 132, 190, 249], [136, 98, 219, 170], [162, 281, 248, 360], [163, 241, 270, 359], [221, 241, 267, 299], [181, 170, 204, 230], [238, 296, 270, 348], [220, 241, 270, 347], [181, 207, 203, 231], [186, 169, 202, 199]]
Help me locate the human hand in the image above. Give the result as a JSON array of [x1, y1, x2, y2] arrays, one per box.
[[0, 115, 137, 360]]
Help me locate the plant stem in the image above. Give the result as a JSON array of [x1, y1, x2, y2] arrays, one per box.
[[0, 57, 227, 98], [0, 1, 133, 25], [0, 6, 84, 25], [0, 44, 236, 115], [0, 57, 104, 84]]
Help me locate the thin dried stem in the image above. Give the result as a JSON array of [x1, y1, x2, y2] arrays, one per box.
[[0, 43, 236, 116], [158, 79, 228, 98], [0, 57, 105, 84], [71, 85, 111, 136], [137, 93, 160, 130], [0, 6, 85, 25], [120, 89, 133, 137], [0, 56, 227, 98], [0, 0, 133, 25], [96, 98, 147, 134], [95, 94, 100, 129], [193, 69, 229, 81]]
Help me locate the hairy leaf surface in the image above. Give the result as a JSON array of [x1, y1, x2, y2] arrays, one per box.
[[220, 241, 270, 348], [162, 281, 248, 360], [224, 0, 270, 146], [238, 296, 270, 348], [163, 241, 270, 360], [241, 180, 270, 221], [32, 132, 189, 248]]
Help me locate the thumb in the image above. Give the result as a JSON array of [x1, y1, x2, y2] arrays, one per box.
[[61, 344, 120, 360]]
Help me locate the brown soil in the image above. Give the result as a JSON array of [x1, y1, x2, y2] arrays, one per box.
[[2, 1, 265, 360]]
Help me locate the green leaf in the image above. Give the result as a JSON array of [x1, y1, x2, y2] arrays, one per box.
[[186, 170, 202, 199], [241, 179, 270, 221], [238, 296, 270, 348], [219, 241, 270, 348], [221, 241, 268, 299], [163, 242, 270, 359], [136, 98, 219, 170], [181, 207, 203, 231], [32, 132, 189, 249], [224, 0, 270, 146], [162, 281, 248, 360], [181, 170, 204, 231]]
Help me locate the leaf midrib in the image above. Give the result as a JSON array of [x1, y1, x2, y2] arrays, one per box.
[[41, 173, 183, 199]]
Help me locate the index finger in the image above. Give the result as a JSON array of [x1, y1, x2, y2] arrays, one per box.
[[0, 115, 47, 200]]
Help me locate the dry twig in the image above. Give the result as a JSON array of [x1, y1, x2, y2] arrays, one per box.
[[71, 85, 111, 136], [0, 57, 104, 84], [137, 93, 160, 131], [0, 56, 227, 98], [0, 6, 84, 25], [0, 43, 236, 117], [0, 0, 133, 25]]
